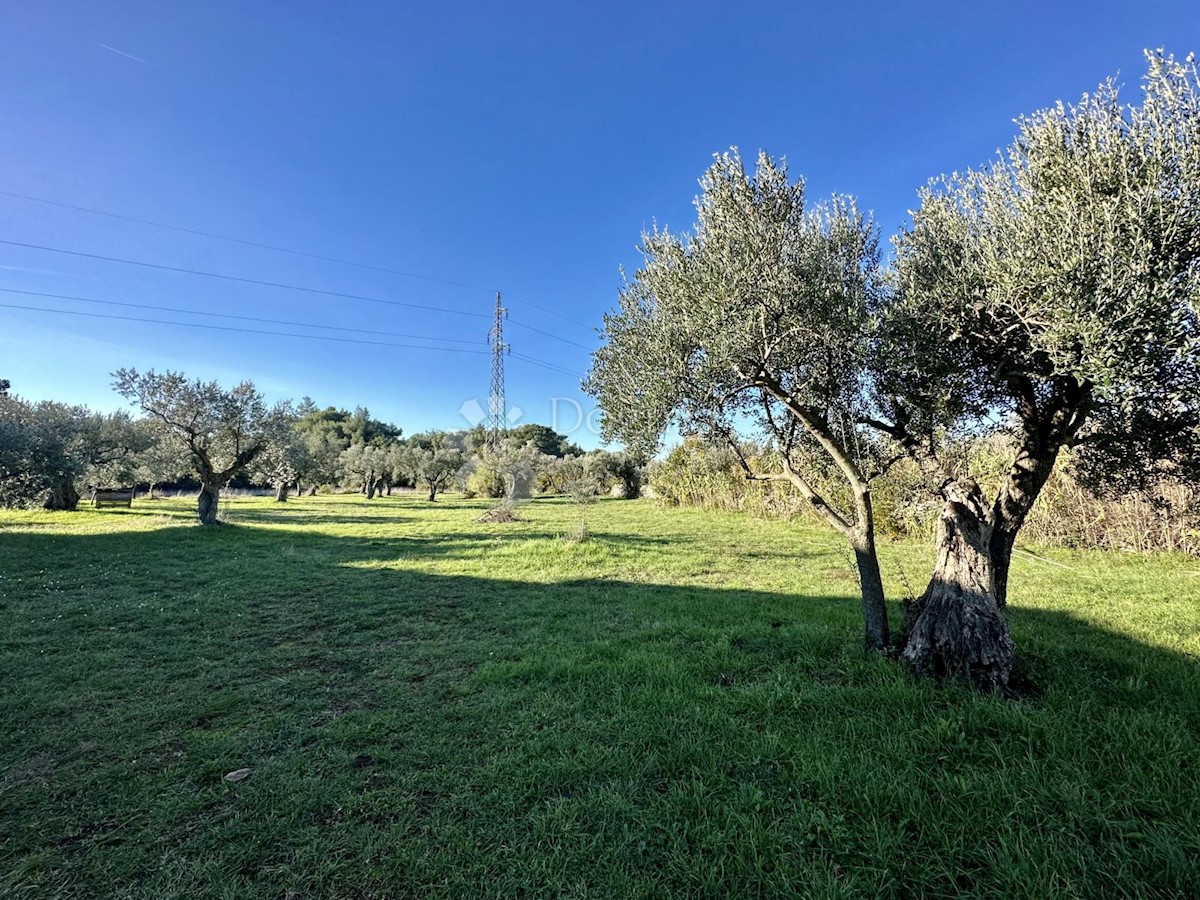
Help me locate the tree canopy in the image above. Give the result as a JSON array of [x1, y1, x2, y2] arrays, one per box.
[[0, 392, 145, 510], [114, 369, 280, 524], [587, 51, 1200, 687], [585, 149, 892, 648]]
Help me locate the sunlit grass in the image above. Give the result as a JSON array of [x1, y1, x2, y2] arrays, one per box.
[[2, 494, 1198, 897]]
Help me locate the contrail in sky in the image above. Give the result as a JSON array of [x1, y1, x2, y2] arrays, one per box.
[[99, 44, 162, 69]]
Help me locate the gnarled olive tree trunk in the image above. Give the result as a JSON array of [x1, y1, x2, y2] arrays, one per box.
[[197, 479, 221, 525], [989, 440, 1060, 608], [274, 482, 289, 502], [43, 476, 80, 511], [902, 479, 1014, 689]]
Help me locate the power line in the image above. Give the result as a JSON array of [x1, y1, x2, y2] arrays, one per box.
[[0, 301, 489, 353], [0, 239, 490, 319], [0, 188, 598, 330], [508, 317, 594, 350], [0, 189, 498, 294], [1, 299, 587, 377], [510, 351, 585, 379], [0, 287, 486, 345], [498, 294, 595, 331]]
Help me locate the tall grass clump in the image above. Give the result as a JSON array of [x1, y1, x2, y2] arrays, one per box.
[[653, 437, 1200, 554]]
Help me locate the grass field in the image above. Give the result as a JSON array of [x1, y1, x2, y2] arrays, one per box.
[[2, 494, 1199, 898]]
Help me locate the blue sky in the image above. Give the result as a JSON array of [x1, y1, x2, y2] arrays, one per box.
[[1, 1, 1196, 447]]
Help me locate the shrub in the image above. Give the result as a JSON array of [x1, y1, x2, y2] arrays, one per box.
[[466, 465, 506, 499], [652, 437, 1200, 554]]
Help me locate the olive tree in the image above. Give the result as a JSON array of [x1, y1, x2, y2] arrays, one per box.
[[402, 446, 466, 501], [589, 449, 645, 499], [875, 51, 1200, 685], [114, 369, 276, 524], [339, 442, 391, 498], [586, 151, 893, 650], [250, 402, 311, 502], [0, 392, 145, 510]]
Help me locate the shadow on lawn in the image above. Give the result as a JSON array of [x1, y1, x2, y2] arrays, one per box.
[[3, 524, 1199, 898], [1, 524, 1196, 708]]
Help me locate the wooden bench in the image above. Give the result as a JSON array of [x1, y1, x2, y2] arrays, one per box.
[[93, 488, 135, 508]]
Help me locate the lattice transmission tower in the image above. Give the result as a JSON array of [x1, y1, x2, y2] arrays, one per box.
[[486, 292, 508, 451]]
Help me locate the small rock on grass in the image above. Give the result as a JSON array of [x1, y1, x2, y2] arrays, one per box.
[[223, 768, 252, 783]]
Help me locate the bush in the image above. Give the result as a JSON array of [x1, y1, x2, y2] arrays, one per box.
[[650, 439, 806, 519], [651, 437, 1200, 554], [466, 465, 506, 499]]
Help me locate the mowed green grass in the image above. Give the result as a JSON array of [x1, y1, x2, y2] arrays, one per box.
[[2, 494, 1198, 899]]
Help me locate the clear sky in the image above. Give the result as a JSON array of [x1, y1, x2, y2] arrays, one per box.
[[1, 1, 1196, 447]]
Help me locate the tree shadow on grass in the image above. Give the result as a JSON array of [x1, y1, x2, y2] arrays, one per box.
[[227, 510, 417, 526], [1, 526, 1198, 898]]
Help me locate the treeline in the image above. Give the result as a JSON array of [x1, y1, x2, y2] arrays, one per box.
[[0, 372, 641, 524], [651, 438, 1200, 555]]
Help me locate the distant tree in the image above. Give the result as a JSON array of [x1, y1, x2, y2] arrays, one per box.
[[293, 405, 401, 491], [539, 453, 613, 500], [877, 51, 1200, 685], [463, 424, 489, 454], [402, 445, 466, 501], [345, 406, 402, 447], [507, 423, 582, 458], [250, 402, 309, 502], [406, 429, 466, 453], [114, 369, 277, 525], [297, 427, 347, 492], [589, 450, 645, 499], [465, 458, 507, 498], [496, 440, 550, 499], [538, 454, 582, 494], [339, 442, 392, 498], [0, 393, 145, 510]]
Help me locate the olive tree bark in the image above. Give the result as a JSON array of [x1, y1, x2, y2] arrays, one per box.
[[863, 378, 1090, 686], [274, 481, 289, 502], [193, 446, 263, 525], [989, 376, 1090, 608], [989, 445, 1058, 608], [43, 476, 80, 511], [197, 477, 221, 525], [902, 479, 1014, 688], [427, 485, 438, 501], [851, 522, 889, 653]]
